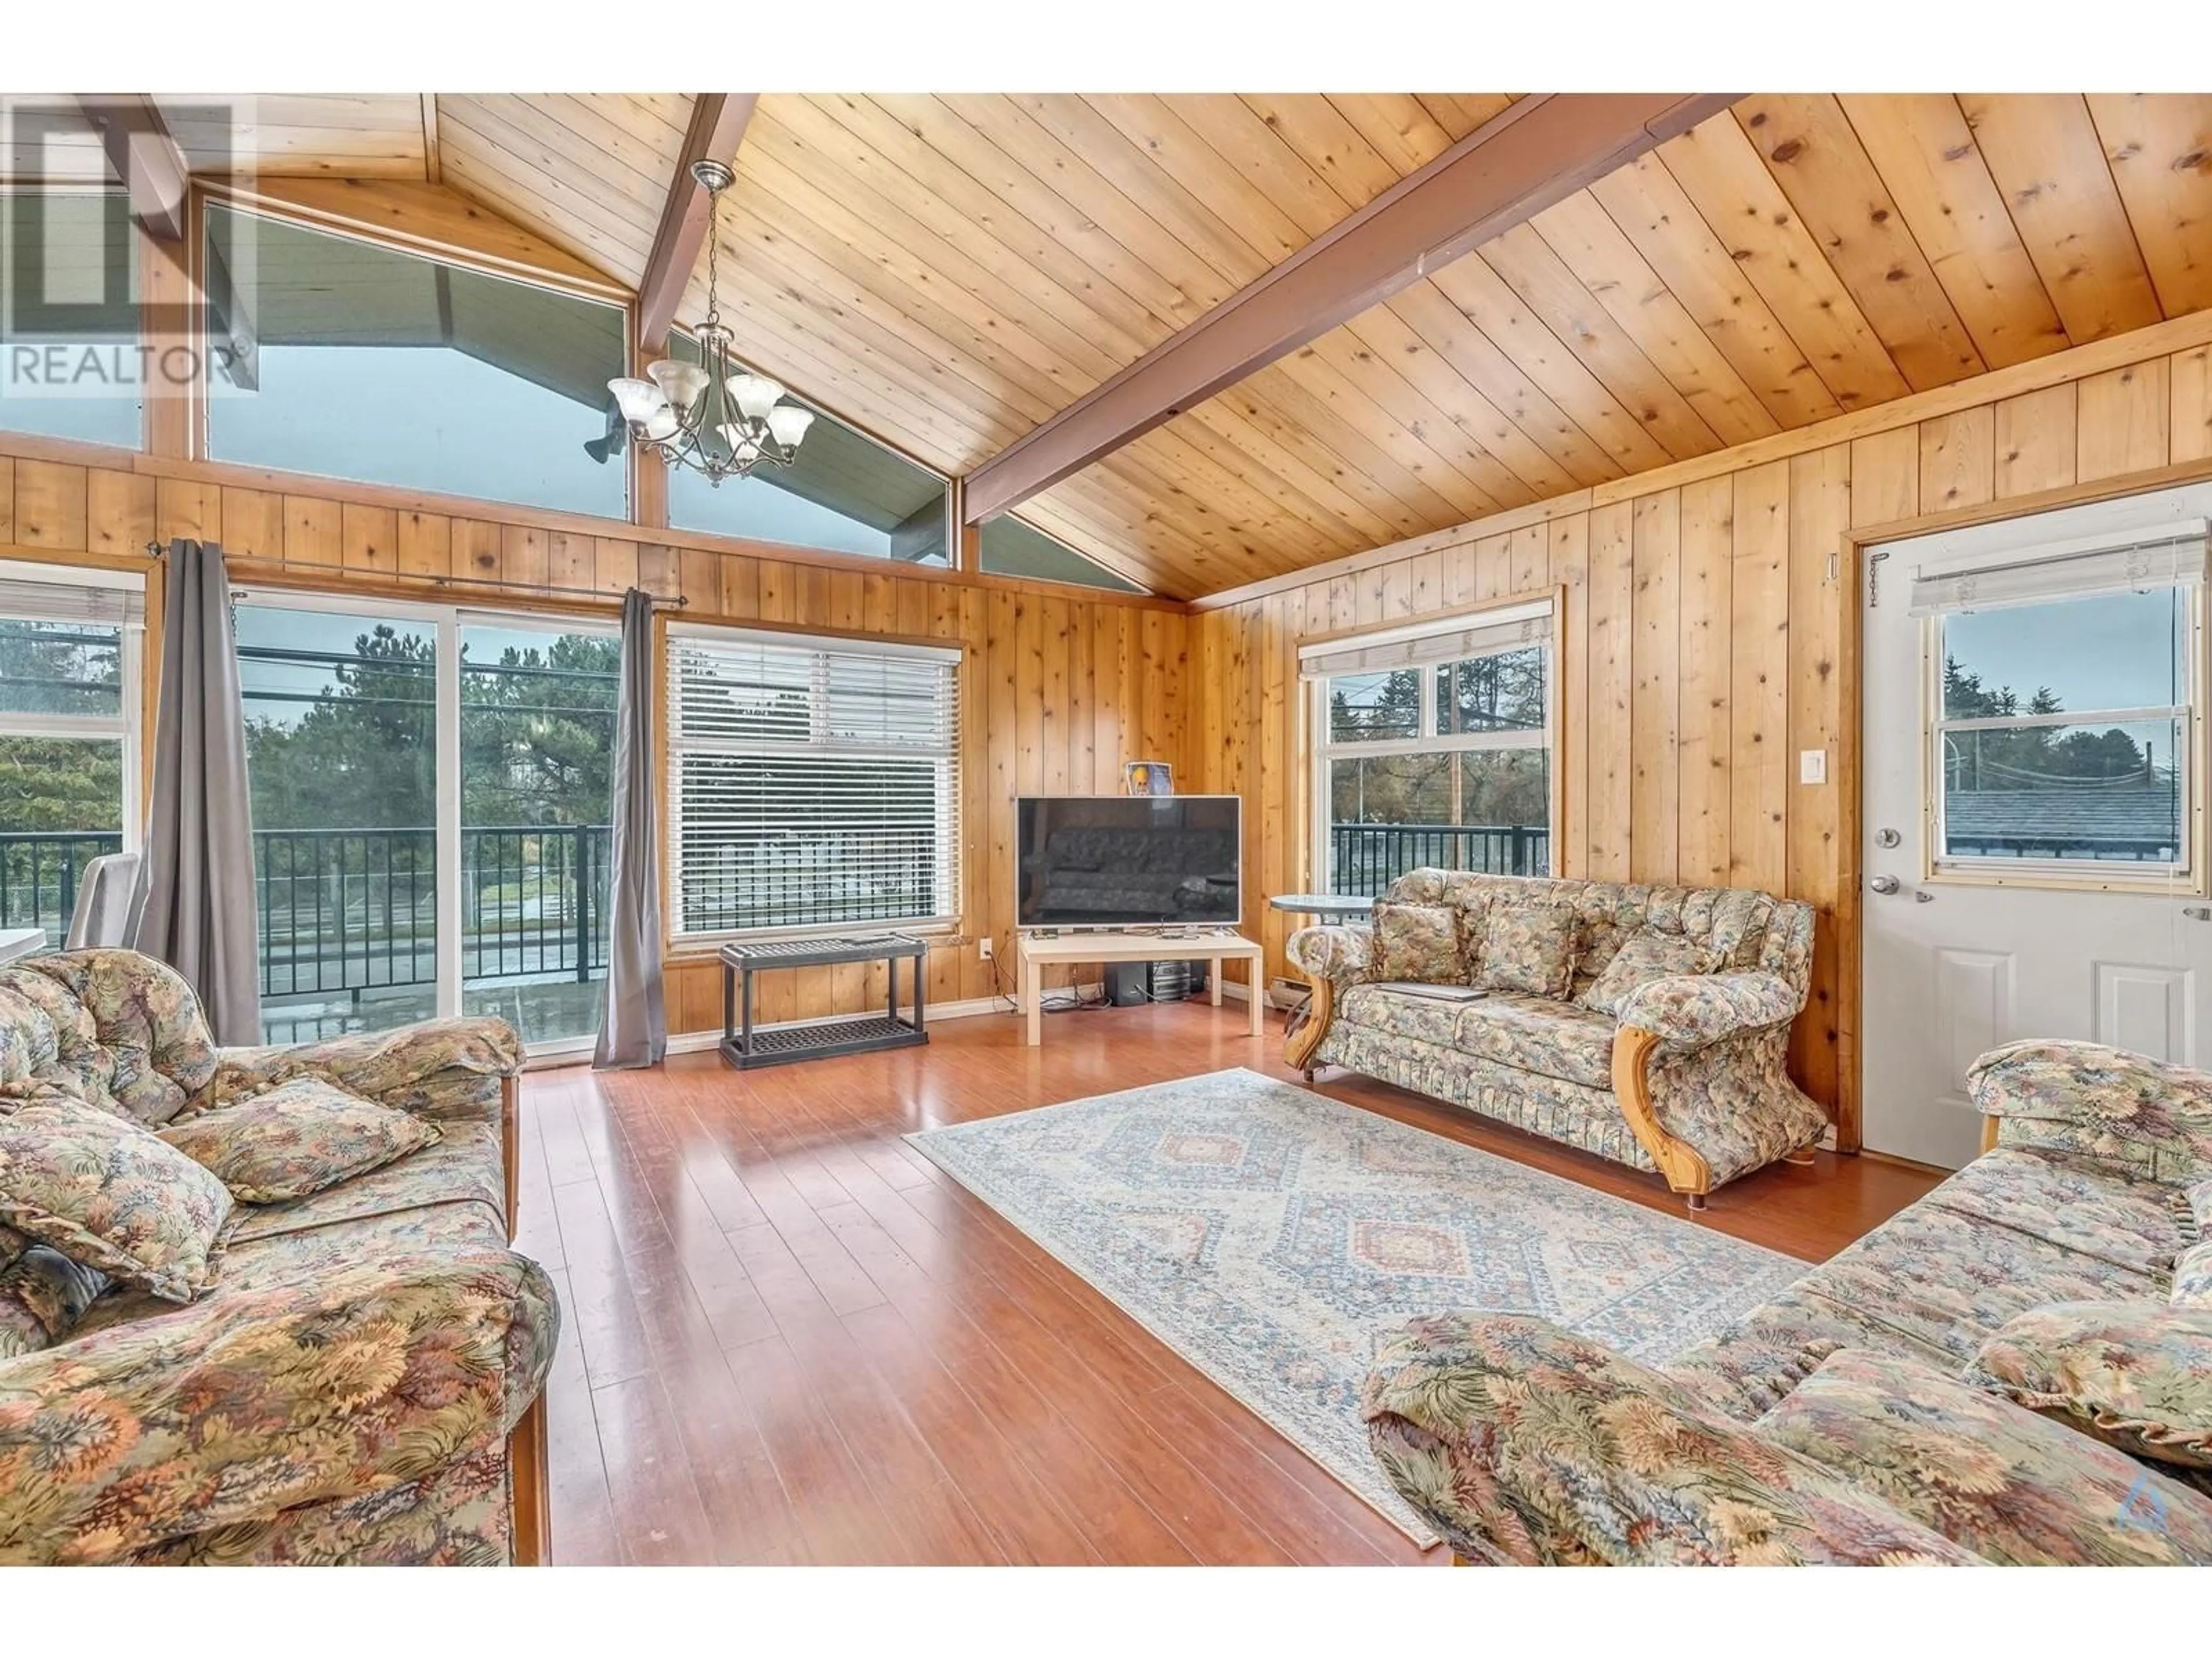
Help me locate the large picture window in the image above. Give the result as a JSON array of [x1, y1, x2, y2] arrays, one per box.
[[204, 203, 628, 518], [664, 334, 950, 566], [978, 514, 1143, 593], [1303, 600, 1554, 896], [666, 625, 961, 941], [1911, 527, 2203, 882], [0, 565, 143, 945], [0, 190, 142, 449]]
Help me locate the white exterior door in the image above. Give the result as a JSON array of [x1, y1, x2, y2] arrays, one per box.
[[1861, 482, 2212, 1169]]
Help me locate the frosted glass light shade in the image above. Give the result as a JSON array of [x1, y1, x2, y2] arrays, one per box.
[[642, 407, 681, 442], [765, 405, 815, 448], [647, 358, 710, 411], [608, 377, 668, 423], [714, 425, 765, 464], [728, 373, 785, 420]]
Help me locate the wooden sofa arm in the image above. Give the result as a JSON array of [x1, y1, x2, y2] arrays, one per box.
[[1610, 1027, 1714, 1209]]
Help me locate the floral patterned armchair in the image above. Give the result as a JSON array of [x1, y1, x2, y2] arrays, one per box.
[[0, 949, 555, 1565]]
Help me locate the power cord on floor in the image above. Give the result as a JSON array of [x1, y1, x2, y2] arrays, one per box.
[[986, 948, 1210, 1016]]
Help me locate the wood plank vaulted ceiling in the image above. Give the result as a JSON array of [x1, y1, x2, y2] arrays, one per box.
[[16, 92, 2212, 600]]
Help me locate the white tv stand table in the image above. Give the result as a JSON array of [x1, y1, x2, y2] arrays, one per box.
[[1015, 928, 1265, 1046]]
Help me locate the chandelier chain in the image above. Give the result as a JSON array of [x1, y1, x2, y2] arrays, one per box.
[[606, 162, 810, 487]]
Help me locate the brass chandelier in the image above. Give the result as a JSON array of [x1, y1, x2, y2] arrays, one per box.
[[605, 158, 813, 486]]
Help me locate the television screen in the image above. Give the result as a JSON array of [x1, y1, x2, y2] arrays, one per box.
[[1015, 796, 1242, 928]]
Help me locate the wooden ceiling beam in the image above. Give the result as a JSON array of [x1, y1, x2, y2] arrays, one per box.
[[962, 92, 1740, 524], [73, 94, 190, 241], [419, 94, 443, 185], [636, 93, 758, 351]]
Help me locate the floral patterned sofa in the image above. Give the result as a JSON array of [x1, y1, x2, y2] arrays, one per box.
[[1286, 871, 1830, 1207], [0, 949, 556, 1565], [1361, 1039, 2212, 1565]]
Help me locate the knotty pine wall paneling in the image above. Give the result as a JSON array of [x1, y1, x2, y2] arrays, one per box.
[[1191, 334, 2212, 1128], [0, 435, 1191, 1036]]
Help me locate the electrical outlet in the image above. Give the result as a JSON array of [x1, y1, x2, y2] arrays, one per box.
[[978, 936, 994, 962]]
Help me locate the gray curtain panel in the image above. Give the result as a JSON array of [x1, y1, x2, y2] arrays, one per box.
[[594, 586, 668, 1069], [127, 540, 262, 1046]]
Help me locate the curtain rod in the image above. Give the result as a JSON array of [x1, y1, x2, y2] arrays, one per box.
[[145, 543, 688, 608]]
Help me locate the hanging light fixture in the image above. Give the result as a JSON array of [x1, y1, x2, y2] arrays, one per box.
[[605, 158, 816, 486]]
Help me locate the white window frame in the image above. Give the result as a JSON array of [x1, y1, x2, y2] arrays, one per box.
[[0, 559, 146, 854], [665, 622, 963, 946], [1921, 585, 2203, 891], [1302, 599, 1556, 892], [229, 585, 620, 1058]]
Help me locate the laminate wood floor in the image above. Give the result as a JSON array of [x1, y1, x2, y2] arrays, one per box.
[[516, 999, 1940, 1565]]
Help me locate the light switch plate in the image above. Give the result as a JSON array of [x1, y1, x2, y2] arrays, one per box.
[[1799, 748, 1828, 785]]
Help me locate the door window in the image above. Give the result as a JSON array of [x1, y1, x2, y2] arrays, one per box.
[[1931, 584, 2195, 878]]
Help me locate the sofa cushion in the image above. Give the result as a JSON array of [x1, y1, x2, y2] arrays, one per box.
[[1336, 986, 1617, 1089], [1921, 1147, 2196, 1279], [1473, 900, 1578, 998], [1667, 1282, 1965, 1422], [71, 1194, 512, 1340], [1805, 1200, 2165, 1363], [225, 1117, 504, 1243], [1369, 902, 1462, 984], [159, 1075, 442, 1204], [1455, 994, 1616, 1089], [1761, 1347, 2212, 1565], [0, 1094, 232, 1302], [1578, 925, 1717, 1018], [1363, 1312, 1979, 1565], [1965, 1301, 2212, 1474]]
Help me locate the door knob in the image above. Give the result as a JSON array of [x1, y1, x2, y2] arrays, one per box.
[[1869, 875, 1901, 895]]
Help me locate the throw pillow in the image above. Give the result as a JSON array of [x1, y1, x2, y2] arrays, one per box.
[[1369, 902, 1464, 984], [1578, 925, 1718, 1018], [1964, 1300, 2212, 1471], [1472, 901, 1579, 999], [159, 1074, 442, 1204], [1761, 1347, 2212, 1565], [0, 1094, 232, 1303]]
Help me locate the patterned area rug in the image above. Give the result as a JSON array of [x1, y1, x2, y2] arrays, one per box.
[[907, 1067, 1803, 1547]]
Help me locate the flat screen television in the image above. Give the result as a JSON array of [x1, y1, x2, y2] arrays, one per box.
[[1015, 795, 1242, 929]]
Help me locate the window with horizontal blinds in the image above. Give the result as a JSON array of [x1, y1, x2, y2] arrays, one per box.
[[1907, 523, 2208, 616], [0, 570, 145, 627], [1305, 598, 1556, 896], [665, 626, 962, 941], [1297, 597, 1552, 678]]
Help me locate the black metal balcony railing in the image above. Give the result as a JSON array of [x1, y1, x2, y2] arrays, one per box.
[[0, 827, 612, 1001], [0, 832, 124, 944], [1330, 821, 1550, 897]]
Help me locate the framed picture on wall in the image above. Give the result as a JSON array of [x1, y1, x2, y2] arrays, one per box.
[[1123, 760, 1175, 797]]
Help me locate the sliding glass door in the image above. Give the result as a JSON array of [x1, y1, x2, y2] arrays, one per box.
[[236, 592, 615, 1051], [459, 619, 617, 1046]]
